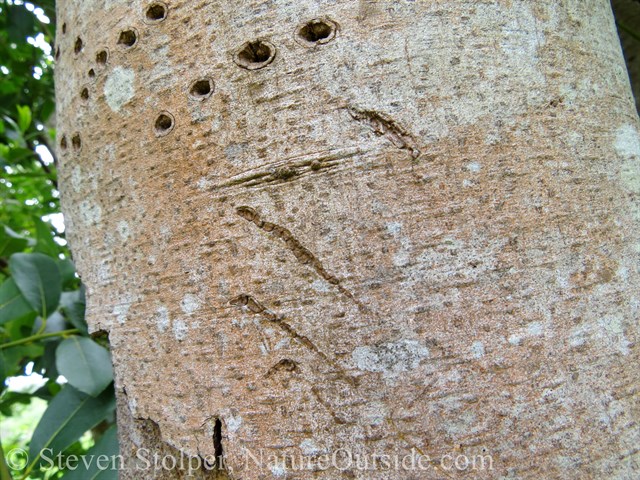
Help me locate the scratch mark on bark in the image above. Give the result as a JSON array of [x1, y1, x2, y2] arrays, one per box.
[[346, 106, 421, 159], [311, 386, 348, 425], [235, 206, 368, 313], [215, 148, 362, 190], [229, 293, 357, 387]]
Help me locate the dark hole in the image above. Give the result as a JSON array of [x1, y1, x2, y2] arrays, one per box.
[[298, 19, 335, 44], [154, 113, 174, 135], [118, 29, 138, 48], [55, 47, 60, 60], [71, 134, 81, 150], [96, 49, 108, 65], [146, 3, 167, 21], [213, 419, 223, 467], [74, 37, 83, 54], [62, 23, 67, 34], [88, 68, 95, 78], [80, 87, 89, 100], [235, 40, 275, 69], [60, 136, 67, 150], [190, 79, 213, 99]]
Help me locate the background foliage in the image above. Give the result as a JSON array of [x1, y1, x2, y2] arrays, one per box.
[[1, 1, 117, 478]]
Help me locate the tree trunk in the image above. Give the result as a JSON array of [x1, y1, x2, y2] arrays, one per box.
[[56, 0, 640, 478]]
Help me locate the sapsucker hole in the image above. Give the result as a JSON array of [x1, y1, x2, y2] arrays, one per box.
[[88, 68, 96, 78], [74, 37, 83, 54], [118, 29, 138, 48], [60, 136, 67, 150], [146, 2, 167, 22], [297, 19, 337, 45], [71, 133, 82, 150], [189, 79, 214, 99], [234, 40, 276, 70], [154, 112, 174, 136], [96, 49, 109, 65], [80, 87, 89, 100], [54, 47, 60, 60], [62, 23, 67, 34]]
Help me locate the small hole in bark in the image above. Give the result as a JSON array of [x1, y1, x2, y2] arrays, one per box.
[[74, 37, 83, 54], [118, 29, 138, 48], [96, 49, 109, 65], [71, 133, 82, 150], [296, 18, 337, 45], [154, 112, 174, 136], [213, 419, 223, 466], [62, 23, 67, 34], [146, 2, 167, 22], [60, 136, 67, 150], [189, 78, 214, 99], [80, 87, 89, 100], [88, 68, 95, 78], [55, 47, 60, 60], [234, 40, 276, 70]]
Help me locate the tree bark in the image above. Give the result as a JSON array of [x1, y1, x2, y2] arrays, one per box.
[[56, 0, 640, 478]]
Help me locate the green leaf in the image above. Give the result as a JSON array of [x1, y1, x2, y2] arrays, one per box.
[[0, 226, 28, 257], [0, 347, 23, 381], [27, 384, 116, 470], [60, 288, 87, 334], [32, 312, 68, 339], [16, 105, 32, 133], [57, 259, 77, 288], [32, 340, 60, 379], [62, 425, 120, 480], [56, 337, 113, 396], [33, 217, 59, 257], [9, 253, 61, 318], [0, 278, 34, 325], [0, 391, 31, 416]]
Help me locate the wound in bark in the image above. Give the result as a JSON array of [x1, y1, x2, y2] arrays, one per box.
[[234, 40, 276, 70], [71, 133, 82, 151], [347, 107, 421, 159], [296, 18, 337, 45], [154, 112, 174, 136], [190, 79, 214, 100], [118, 29, 138, 48], [235, 206, 340, 285], [145, 2, 167, 22], [213, 418, 223, 467], [96, 49, 108, 65], [74, 37, 83, 54]]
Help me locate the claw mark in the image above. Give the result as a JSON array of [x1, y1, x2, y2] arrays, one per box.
[[236, 206, 339, 283], [346, 107, 421, 159], [230, 293, 281, 321], [311, 386, 348, 425], [266, 358, 299, 377], [236, 206, 369, 313], [216, 148, 362, 190], [230, 294, 357, 387]]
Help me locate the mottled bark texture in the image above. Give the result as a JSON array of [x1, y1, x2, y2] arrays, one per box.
[[55, 1, 640, 479]]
